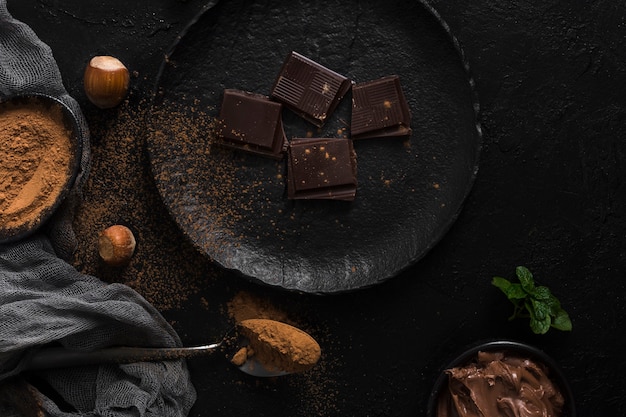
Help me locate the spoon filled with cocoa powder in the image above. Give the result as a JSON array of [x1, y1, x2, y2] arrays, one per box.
[[20, 319, 321, 377]]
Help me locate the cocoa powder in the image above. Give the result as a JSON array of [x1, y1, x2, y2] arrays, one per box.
[[226, 290, 291, 324], [226, 291, 340, 414], [0, 100, 72, 232], [235, 318, 321, 374], [71, 100, 216, 310]]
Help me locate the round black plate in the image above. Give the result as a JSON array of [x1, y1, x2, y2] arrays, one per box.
[[147, 0, 481, 293]]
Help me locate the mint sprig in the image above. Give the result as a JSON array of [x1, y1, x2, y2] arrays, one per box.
[[492, 266, 572, 334]]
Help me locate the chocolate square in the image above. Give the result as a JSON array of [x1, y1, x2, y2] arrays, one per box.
[[271, 52, 352, 127], [351, 75, 412, 140], [216, 89, 287, 159], [287, 137, 357, 201]]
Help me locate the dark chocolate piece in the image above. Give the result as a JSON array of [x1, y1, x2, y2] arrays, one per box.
[[287, 137, 357, 201], [271, 52, 352, 127], [351, 75, 412, 140], [216, 89, 287, 159]]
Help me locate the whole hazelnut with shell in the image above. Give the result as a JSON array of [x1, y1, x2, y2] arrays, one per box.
[[84, 55, 130, 109], [98, 225, 136, 266]]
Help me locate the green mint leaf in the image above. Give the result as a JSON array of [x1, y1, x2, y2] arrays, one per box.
[[531, 285, 553, 301], [551, 309, 573, 331], [493, 266, 572, 334], [543, 294, 563, 317], [530, 315, 551, 334], [527, 300, 551, 334], [516, 266, 535, 293], [492, 277, 526, 300], [491, 276, 511, 290], [530, 299, 550, 321]]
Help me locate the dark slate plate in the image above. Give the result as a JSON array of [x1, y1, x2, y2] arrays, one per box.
[[147, 0, 481, 293]]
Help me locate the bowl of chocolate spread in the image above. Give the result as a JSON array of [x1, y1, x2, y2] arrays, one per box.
[[427, 340, 576, 417], [0, 94, 83, 244]]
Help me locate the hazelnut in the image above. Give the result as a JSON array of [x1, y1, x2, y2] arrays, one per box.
[[98, 225, 136, 266], [84, 55, 130, 109]]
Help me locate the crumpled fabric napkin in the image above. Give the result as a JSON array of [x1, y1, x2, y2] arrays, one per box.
[[0, 1, 197, 415], [0, 236, 197, 417]]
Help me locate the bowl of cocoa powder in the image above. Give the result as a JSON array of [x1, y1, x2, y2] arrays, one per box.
[[427, 340, 576, 417], [0, 94, 82, 243]]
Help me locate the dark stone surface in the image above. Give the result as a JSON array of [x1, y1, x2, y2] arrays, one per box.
[[7, 0, 626, 415]]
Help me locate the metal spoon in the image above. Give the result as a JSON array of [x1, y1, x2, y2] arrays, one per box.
[[22, 319, 320, 378]]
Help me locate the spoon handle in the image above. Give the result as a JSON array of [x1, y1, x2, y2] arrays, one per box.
[[25, 344, 221, 371]]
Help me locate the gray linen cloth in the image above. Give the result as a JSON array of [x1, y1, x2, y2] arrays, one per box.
[[0, 1, 197, 415]]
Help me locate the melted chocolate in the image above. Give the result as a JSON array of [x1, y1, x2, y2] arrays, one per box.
[[438, 351, 565, 417]]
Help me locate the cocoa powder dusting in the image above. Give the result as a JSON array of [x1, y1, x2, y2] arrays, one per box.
[[72, 99, 220, 310], [226, 290, 291, 324], [0, 101, 73, 232], [0, 378, 45, 417]]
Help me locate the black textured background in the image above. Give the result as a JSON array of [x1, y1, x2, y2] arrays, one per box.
[[8, 0, 626, 415]]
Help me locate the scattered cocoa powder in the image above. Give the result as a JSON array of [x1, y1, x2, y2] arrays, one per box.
[[0, 378, 44, 417], [146, 97, 290, 265], [71, 99, 220, 310], [226, 290, 291, 324], [0, 99, 73, 233]]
